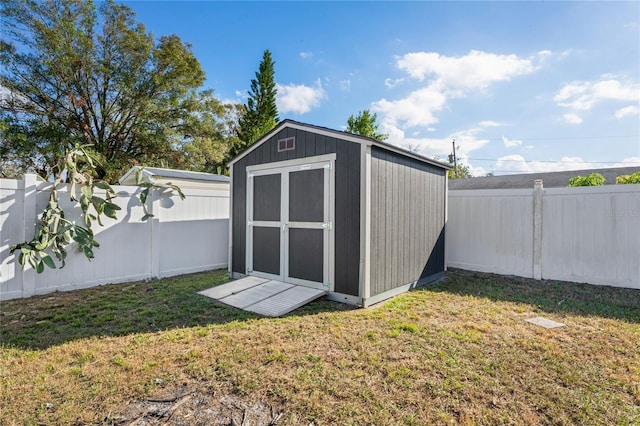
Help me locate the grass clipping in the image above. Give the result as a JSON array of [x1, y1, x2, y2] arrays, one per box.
[[1, 269, 639, 425]]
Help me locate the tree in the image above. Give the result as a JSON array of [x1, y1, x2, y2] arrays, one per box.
[[615, 172, 640, 184], [1, 0, 225, 183], [10, 144, 184, 273], [345, 110, 388, 141], [448, 164, 472, 179], [232, 49, 278, 157], [567, 173, 605, 187]]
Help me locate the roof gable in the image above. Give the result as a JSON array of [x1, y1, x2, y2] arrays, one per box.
[[227, 119, 451, 170]]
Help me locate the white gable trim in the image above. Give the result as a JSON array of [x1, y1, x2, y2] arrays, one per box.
[[227, 120, 451, 170]]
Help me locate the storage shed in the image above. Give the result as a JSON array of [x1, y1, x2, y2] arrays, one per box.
[[228, 120, 450, 307]]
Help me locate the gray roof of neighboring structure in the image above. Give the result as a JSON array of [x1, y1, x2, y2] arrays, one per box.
[[449, 166, 640, 190], [119, 166, 229, 185], [140, 167, 230, 182]]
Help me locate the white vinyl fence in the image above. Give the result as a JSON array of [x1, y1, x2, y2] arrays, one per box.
[[1, 175, 229, 300], [447, 182, 640, 289]]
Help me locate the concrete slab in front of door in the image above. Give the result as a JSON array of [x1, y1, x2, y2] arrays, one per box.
[[199, 276, 326, 317]]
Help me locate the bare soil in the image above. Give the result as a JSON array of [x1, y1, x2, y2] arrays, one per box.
[[115, 386, 282, 426]]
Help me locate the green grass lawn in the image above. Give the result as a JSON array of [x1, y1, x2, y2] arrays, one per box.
[[1, 269, 638, 425]]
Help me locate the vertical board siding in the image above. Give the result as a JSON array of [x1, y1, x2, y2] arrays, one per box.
[[447, 189, 534, 278], [369, 147, 447, 296], [1, 179, 230, 300], [447, 185, 639, 289], [231, 128, 361, 296], [0, 179, 26, 300], [541, 186, 639, 288]]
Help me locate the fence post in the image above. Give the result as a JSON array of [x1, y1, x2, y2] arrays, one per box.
[[533, 179, 543, 280], [21, 174, 37, 297], [149, 189, 160, 279]]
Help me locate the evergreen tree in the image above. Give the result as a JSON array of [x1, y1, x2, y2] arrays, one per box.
[[233, 49, 278, 157]]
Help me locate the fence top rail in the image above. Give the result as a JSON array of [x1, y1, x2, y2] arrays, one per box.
[[448, 188, 533, 197], [449, 183, 640, 197], [29, 182, 229, 198], [544, 184, 640, 196], [0, 178, 24, 190]]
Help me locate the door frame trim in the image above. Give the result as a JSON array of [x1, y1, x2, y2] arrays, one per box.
[[246, 154, 336, 291], [246, 154, 336, 174]]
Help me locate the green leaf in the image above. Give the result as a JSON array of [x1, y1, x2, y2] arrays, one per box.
[[35, 259, 44, 273], [27, 252, 38, 269], [91, 196, 105, 207], [105, 202, 121, 211], [103, 205, 116, 219], [35, 239, 49, 251], [93, 181, 112, 191], [140, 213, 154, 221], [139, 188, 149, 204], [40, 253, 56, 269], [83, 247, 95, 259]]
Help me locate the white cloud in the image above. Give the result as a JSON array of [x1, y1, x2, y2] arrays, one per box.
[[614, 105, 639, 119], [381, 124, 490, 176], [372, 85, 448, 128], [299, 51, 313, 59], [562, 113, 583, 124], [554, 78, 640, 111], [480, 120, 502, 127], [396, 50, 537, 89], [493, 155, 640, 175], [502, 135, 522, 148], [370, 50, 548, 163], [495, 155, 594, 174], [615, 156, 640, 167], [276, 79, 326, 114], [373, 50, 541, 134], [339, 79, 351, 92], [384, 78, 404, 89]]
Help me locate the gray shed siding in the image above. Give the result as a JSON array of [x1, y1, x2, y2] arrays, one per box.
[[231, 127, 361, 296], [370, 147, 446, 296]]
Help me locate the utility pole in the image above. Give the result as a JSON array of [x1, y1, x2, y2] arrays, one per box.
[[448, 139, 457, 172]]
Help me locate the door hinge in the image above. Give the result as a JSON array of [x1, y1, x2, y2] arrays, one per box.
[[322, 222, 333, 230], [247, 221, 253, 227]]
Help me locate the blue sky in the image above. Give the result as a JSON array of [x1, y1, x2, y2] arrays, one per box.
[[124, 1, 640, 176]]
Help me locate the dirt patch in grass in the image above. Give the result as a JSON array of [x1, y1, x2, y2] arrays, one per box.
[[1, 269, 639, 425], [115, 386, 282, 425]]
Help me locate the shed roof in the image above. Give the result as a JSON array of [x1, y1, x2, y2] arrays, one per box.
[[119, 166, 230, 185], [228, 119, 452, 170], [448, 166, 640, 190]]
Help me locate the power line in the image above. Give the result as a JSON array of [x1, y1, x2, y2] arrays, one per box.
[[462, 157, 640, 164], [474, 135, 639, 142]]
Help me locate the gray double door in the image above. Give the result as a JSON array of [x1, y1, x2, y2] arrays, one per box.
[[246, 156, 335, 291]]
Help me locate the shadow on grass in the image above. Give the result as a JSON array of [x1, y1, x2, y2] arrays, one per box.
[[427, 268, 640, 323], [0, 269, 351, 350]]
